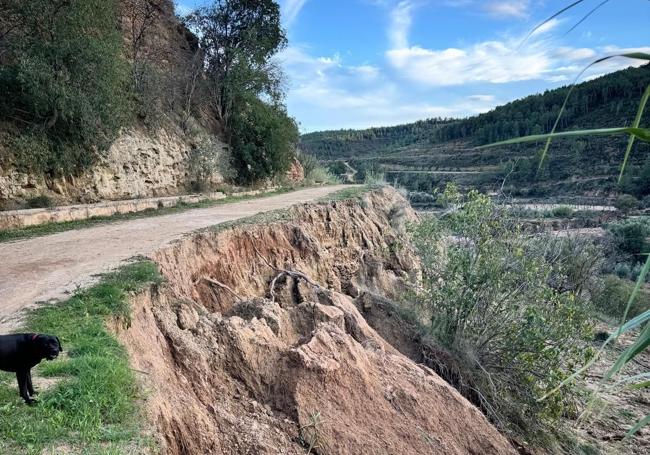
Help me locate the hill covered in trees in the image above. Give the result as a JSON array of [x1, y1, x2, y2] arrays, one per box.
[[301, 65, 650, 200]]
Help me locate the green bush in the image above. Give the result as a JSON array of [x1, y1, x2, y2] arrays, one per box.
[[408, 185, 593, 436], [229, 98, 299, 185], [187, 136, 234, 192], [607, 218, 650, 260], [551, 205, 574, 218], [295, 151, 337, 184], [593, 275, 650, 319], [614, 194, 640, 214], [26, 195, 53, 209], [326, 161, 348, 176], [0, 0, 131, 175]]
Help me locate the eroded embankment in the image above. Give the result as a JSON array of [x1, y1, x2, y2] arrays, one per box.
[[116, 187, 515, 454]]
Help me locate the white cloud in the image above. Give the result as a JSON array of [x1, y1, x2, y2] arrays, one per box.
[[174, 2, 193, 16], [468, 94, 496, 102], [282, 0, 308, 28], [276, 45, 500, 131], [388, 1, 414, 49], [384, 2, 649, 87], [530, 18, 562, 36], [387, 41, 552, 85], [484, 1, 530, 19], [444, 1, 532, 19]]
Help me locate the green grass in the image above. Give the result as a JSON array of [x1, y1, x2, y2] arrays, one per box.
[[0, 186, 303, 244], [0, 262, 162, 454], [316, 184, 371, 202], [206, 185, 368, 235]]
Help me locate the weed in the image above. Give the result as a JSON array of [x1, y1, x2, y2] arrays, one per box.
[[298, 411, 326, 454]]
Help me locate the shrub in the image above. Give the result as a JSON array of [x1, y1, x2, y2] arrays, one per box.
[[326, 161, 348, 177], [295, 151, 338, 184], [0, 0, 131, 175], [408, 185, 593, 436], [363, 170, 386, 186], [296, 151, 319, 177], [25, 195, 53, 209], [593, 275, 650, 319], [305, 166, 339, 184], [614, 194, 640, 214], [552, 205, 574, 218], [229, 98, 299, 185], [607, 218, 650, 261], [187, 136, 234, 192]]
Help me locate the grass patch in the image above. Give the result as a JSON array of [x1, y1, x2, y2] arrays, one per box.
[[206, 185, 368, 235], [0, 186, 308, 244], [0, 261, 162, 454], [316, 184, 370, 203]]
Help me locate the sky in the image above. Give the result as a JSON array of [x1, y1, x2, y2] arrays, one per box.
[[175, 0, 650, 132]]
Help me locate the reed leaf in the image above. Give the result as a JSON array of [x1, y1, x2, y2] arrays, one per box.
[[564, 0, 611, 37], [478, 127, 650, 149], [626, 414, 650, 438], [603, 255, 650, 381], [536, 53, 650, 170], [607, 372, 650, 390], [521, 0, 586, 45], [619, 83, 650, 182]]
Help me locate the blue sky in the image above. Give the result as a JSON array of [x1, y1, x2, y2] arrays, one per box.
[[176, 1, 650, 132]]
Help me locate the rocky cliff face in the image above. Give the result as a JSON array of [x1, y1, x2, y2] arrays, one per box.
[[0, 1, 226, 208], [115, 188, 516, 454], [0, 128, 227, 206]]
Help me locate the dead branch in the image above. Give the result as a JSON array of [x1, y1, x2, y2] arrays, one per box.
[[198, 276, 242, 302], [249, 239, 326, 302]]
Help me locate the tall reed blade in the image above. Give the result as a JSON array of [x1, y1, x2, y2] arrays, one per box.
[[619, 83, 650, 182], [537, 53, 650, 171]]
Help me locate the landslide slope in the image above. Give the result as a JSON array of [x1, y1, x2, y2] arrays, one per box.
[[116, 187, 516, 454]]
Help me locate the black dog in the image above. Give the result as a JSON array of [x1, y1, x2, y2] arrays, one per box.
[[0, 333, 62, 404]]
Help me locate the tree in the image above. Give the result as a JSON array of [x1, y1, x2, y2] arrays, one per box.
[[187, 0, 286, 128], [122, 0, 159, 92], [229, 97, 298, 184], [0, 0, 130, 174], [187, 0, 297, 183]]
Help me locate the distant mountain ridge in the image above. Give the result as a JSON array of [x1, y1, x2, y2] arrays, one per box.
[[301, 65, 650, 199]]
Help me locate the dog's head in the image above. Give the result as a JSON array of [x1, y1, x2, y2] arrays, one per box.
[[33, 334, 63, 360]]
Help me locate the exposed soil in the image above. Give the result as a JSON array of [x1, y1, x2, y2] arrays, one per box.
[[0, 185, 351, 331], [115, 188, 516, 454]]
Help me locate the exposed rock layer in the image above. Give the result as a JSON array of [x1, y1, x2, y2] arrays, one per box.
[[116, 188, 516, 454], [0, 1, 224, 208]]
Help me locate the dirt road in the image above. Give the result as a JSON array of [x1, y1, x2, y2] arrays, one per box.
[[0, 185, 351, 330]]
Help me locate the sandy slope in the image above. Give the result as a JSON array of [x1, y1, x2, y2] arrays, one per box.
[[0, 185, 351, 330]]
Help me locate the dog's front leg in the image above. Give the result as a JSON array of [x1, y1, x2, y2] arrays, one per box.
[[16, 370, 35, 405], [27, 370, 37, 396]]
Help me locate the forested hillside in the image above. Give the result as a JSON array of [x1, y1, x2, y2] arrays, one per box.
[[302, 65, 650, 200]]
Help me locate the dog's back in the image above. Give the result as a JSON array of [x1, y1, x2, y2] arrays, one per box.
[[0, 334, 36, 372]]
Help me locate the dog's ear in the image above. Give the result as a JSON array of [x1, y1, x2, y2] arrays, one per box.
[[56, 336, 63, 352]]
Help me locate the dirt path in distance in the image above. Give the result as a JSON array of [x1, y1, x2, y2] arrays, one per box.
[[0, 185, 351, 330]]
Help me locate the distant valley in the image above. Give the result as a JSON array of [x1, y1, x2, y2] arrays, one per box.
[[301, 65, 650, 203]]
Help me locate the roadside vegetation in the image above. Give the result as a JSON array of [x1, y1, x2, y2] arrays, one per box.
[[0, 262, 162, 454], [0, 0, 302, 191], [406, 184, 597, 440]]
